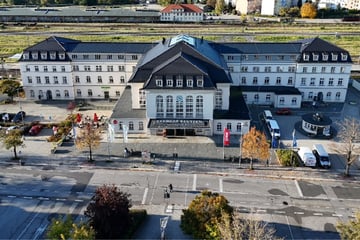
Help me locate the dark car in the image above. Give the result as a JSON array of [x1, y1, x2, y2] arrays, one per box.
[[12, 111, 26, 123], [29, 125, 43, 135], [276, 108, 292, 115], [19, 125, 32, 135], [2, 112, 16, 122]]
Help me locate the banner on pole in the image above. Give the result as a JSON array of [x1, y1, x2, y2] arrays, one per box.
[[123, 124, 128, 143], [292, 129, 297, 148], [223, 128, 230, 146]]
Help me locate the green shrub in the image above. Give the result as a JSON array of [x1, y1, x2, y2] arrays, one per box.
[[125, 209, 148, 238], [276, 149, 300, 167]]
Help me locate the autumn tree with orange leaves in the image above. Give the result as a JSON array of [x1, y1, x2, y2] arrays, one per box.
[[241, 127, 270, 170], [300, 2, 317, 19]]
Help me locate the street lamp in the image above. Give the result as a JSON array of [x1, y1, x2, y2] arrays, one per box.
[[239, 123, 243, 168]]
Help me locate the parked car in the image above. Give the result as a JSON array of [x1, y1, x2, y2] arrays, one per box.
[[19, 125, 32, 135], [276, 108, 291, 115], [2, 112, 16, 122], [12, 111, 26, 123], [29, 125, 43, 135], [6, 125, 20, 134]]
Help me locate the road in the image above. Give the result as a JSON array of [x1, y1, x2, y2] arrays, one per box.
[[1, 167, 359, 239]]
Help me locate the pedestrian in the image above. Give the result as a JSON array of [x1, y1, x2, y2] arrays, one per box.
[[169, 184, 173, 192]]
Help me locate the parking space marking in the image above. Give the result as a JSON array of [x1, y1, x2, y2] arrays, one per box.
[[294, 180, 303, 198], [219, 178, 223, 193], [192, 174, 197, 191], [294, 212, 304, 215], [142, 187, 148, 205]]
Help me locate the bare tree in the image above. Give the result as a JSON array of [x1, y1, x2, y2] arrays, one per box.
[[1, 129, 24, 160], [216, 211, 281, 240], [76, 123, 101, 162], [241, 127, 270, 170], [333, 117, 360, 176]]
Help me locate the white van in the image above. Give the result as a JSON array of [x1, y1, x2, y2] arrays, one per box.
[[312, 144, 331, 168], [297, 147, 317, 167], [263, 110, 273, 121], [267, 119, 280, 139]]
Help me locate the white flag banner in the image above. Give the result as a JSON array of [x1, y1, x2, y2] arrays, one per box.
[[123, 125, 128, 143], [108, 123, 115, 142]]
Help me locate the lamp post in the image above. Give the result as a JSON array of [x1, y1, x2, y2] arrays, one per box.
[[239, 123, 243, 168]]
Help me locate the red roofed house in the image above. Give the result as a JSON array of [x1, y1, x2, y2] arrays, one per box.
[[160, 4, 204, 22]]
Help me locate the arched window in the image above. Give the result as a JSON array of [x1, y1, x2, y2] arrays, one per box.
[[279, 97, 285, 105], [64, 90, 69, 97], [176, 95, 183, 118], [335, 92, 341, 100], [236, 123, 242, 132], [55, 90, 61, 97], [186, 96, 193, 118], [166, 96, 173, 118], [196, 96, 203, 118], [291, 97, 297, 105], [216, 122, 222, 132], [76, 89, 81, 97], [156, 95, 164, 117], [129, 121, 134, 130], [227, 123, 232, 131]]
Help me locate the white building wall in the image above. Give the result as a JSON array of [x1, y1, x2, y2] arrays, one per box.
[[20, 61, 74, 100], [216, 83, 231, 110], [261, 0, 276, 15], [213, 119, 250, 135]]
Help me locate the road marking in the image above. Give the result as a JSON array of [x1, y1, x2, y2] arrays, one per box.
[[75, 199, 84, 202], [33, 222, 48, 240], [313, 213, 323, 216], [285, 215, 295, 240], [274, 210, 286, 214], [23, 196, 33, 199], [256, 209, 267, 213], [149, 173, 159, 205], [38, 197, 49, 201], [16, 212, 40, 240], [219, 178, 223, 193], [7, 195, 16, 198], [294, 212, 304, 215], [184, 175, 190, 206], [332, 213, 343, 217], [56, 198, 66, 201], [192, 174, 197, 191], [142, 187, 148, 205], [294, 180, 303, 198]]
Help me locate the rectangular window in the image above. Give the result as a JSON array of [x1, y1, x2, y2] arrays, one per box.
[[276, 77, 281, 85], [331, 53, 338, 61], [241, 77, 246, 84], [53, 76, 59, 84], [132, 55, 138, 60], [61, 66, 65, 72], [84, 66, 91, 71], [96, 65, 102, 72], [288, 66, 295, 72], [328, 78, 334, 86], [43, 66, 48, 72], [156, 79, 163, 87], [52, 66, 57, 72], [264, 77, 269, 85], [302, 67, 307, 73], [241, 66, 248, 72], [36, 76, 41, 84], [118, 55, 125, 60], [301, 78, 306, 86], [107, 66, 113, 72], [34, 66, 39, 72], [265, 55, 271, 60], [187, 79, 193, 87], [252, 77, 258, 85], [197, 79, 203, 87], [319, 78, 324, 86], [45, 76, 50, 84], [338, 78, 343, 86], [107, 55, 112, 60], [341, 53, 348, 61], [265, 67, 271, 72], [276, 66, 283, 72], [109, 76, 114, 83], [72, 54, 77, 59], [83, 55, 89, 60], [321, 67, 326, 73], [310, 78, 315, 86], [253, 66, 259, 72], [312, 67, 316, 73], [116, 91, 120, 96], [287, 77, 293, 85], [98, 76, 102, 83], [313, 54, 319, 61], [95, 55, 101, 60], [303, 54, 309, 61], [62, 76, 67, 84], [331, 67, 336, 73], [119, 66, 125, 71], [86, 76, 91, 83], [176, 78, 183, 87]]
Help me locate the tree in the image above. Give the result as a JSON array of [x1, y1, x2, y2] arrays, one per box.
[[215, 0, 225, 15], [333, 117, 360, 176], [300, 2, 317, 19], [47, 215, 95, 240], [206, 0, 216, 8], [180, 190, 233, 239], [1, 129, 24, 160], [0, 80, 21, 102], [216, 212, 279, 240], [241, 127, 270, 170], [75, 123, 101, 162], [336, 212, 360, 239], [84, 184, 132, 239]]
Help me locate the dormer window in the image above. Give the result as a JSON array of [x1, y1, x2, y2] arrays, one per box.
[[197, 79, 203, 87], [23, 52, 29, 60], [312, 53, 319, 61], [32, 52, 38, 59], [59, 52, 65, 60], [303, 54, 309, 61], [187, 79, 193, 87], [322, 53, 328, 61], [156, 76, 163, 87], [341, 53, 348, 61], [166, 77, 173, 87], [50, 52, 56, 60], [176, 78, 183, 87], [331, 53, 338, 61], [41, 52, 47, 59]]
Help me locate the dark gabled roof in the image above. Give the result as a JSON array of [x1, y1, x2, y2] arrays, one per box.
[[213, 86, 250, 120], [130, 35, 232, 89], [24, 36, 80, 52], [241, 86, 302, 95], [110, 86, 146, 119], [211, 42, 302, 54], [294, 37, 352, 63], [140, 35, 227, 70], [70, 42, 154, 54]]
